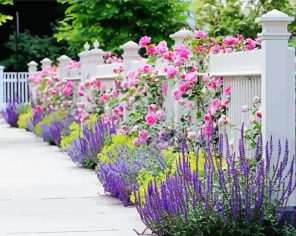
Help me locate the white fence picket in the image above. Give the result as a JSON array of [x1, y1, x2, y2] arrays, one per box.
[[0, 72, 30, 110]]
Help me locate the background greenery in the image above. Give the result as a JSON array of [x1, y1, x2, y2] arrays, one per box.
[[1, 0, 295, 71], [54, 0, 190, 53]]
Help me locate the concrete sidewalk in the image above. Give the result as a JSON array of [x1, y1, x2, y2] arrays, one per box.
[[0, 119, 145, 236]]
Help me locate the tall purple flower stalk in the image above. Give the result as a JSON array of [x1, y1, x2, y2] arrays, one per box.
[[135, 129, 296, 235], [68, 119, 115, 168], [3, 100, 20, 127], [41, 115, 74, 146], [97, 145, 168, 206], [25, 109, 44, 132]]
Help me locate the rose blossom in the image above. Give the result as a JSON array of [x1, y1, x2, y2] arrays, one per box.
[[132, 138, 141, 147], [145, 112, 157, 126], [156, 110, 166, 121], [187, 131, 197, 140], [164, 66, 178, 78], [256, 111, 262, 119], [128, 96, 135, 104], [172, 89, 181, 101], [195, 30, 208, 39], [139, 36, 151, 47], [241, 105, 248, 112], [203, 113, 211, 123], [139, 130, 149, 140], [131, 125, 139, 132], [211, 99, 220, 109], [162, 83, 168, 94], [224, 86, 231, 96], [148, 104, 156, 112], [252, 96, 260, 105]]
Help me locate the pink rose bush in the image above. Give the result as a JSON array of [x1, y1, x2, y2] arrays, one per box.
[[28, 30, 260, 151]]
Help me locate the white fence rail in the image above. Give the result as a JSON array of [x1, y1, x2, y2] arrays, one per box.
[[0, 66, 30, 110]]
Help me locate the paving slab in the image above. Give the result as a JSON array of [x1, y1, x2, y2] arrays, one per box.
[[0, 119, 146, 236]]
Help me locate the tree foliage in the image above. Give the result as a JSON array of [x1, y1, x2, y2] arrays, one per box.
[[54, 0, 190, 53], [194, 0, 296, 47], [0, 30, 74, 71], [0, 0, 13, 26]]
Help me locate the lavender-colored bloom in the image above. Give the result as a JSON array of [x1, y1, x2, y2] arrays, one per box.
[[97, 145, 170, 206], [3, 100, 20, 127], [68, 119, 115, 168]]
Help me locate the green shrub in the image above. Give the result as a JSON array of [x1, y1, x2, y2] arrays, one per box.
[[17, 110, 32, 129], [97, 134, 134, 163]]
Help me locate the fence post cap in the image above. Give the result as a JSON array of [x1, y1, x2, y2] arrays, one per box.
[[27, 61, 38, 66], [40, 58, 52, 63], [57, 55, 71, 62], [256, 9, 294, 23], [120, 41, 140, 49], [170, 29, 194, 40], [0, 65, 5, 69], [256, 9, 294, 40], [93, 39, 99, 49], [84, 42, 90, 51]]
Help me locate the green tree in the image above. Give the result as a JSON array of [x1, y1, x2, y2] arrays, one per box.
[[0, 0, 13, 26], [0, 30, 75, 71], [54, 0, 190, 53], [194, 0, 296, 46]]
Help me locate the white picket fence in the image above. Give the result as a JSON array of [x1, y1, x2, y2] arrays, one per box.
[[27, 10, 295, 205], [0, 66, 30, 110]]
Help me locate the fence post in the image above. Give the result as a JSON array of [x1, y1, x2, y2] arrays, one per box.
[[170, 29, 194, 124], [0, 66, 4, 111], [257, 10, 295, 206], [87, 40, 104, 79], [120, 41, 142, 122], [27, 61, 38, 105], [40, 58, 52, 70], [57, 55, 71, 79], [78, 42, 90, 82]]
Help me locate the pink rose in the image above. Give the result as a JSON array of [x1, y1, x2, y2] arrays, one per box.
[[223, 36, 239, 46], [195, 30, 208, 39], [241, 105, 248, 112], [203, 113, 211, 123], [208, 81, 216, 91], [172, 89, 181, 101], [146, 45, 157, 55], [164, 66, 178, 78], [156, 110, 166, 121], [142, 65, 151, 73], [62, 87, 72, 96], [76, 102, 85, 108], [187, 131, 197, 140], [224, 86, 231, 96], [156, 41, 168, 54], [145, 112, 157, 126], [139, 36, 151, 47], [139, 130, 149, 140], [221, 100, 229, 107], [162, 83, 168, 95], [103, 52, 112, 58], [256, 111, 262, 119], [211, 99, 220, 109], [78, 91, 84, 97], [132, 138, 141, 147], [131, 125, 139, 132], [148, 104, 156, 112], [179, 83, 187, 94], [34, 105, 43, 113], [129, 96, 135, 104]]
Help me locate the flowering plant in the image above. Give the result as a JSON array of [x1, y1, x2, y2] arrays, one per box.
[[135, 130, 296, 235]]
